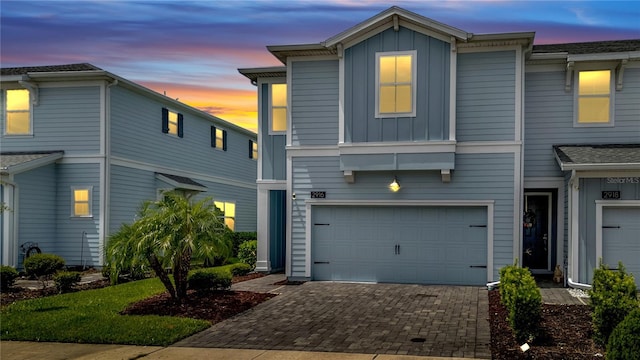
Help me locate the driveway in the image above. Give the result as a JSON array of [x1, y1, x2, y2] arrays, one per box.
[[175, 276, 491, 359]]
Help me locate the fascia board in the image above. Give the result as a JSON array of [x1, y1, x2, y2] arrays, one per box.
[[3, 152, 64, 175]]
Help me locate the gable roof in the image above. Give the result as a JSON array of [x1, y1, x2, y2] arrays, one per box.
[[553, 144, 640, 171], [0, 151, 64, 175], [0, 63, 101, 76]]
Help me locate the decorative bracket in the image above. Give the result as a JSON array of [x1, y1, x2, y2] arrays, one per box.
[[616, 59, 627, 91], [344, 170, 355, 184], [450, 37, 457, 53], [441, 169, 451, 183], [18, 79, 39, 106], [336, 43, 344, 59], [565, 61, 574, 92], [393, 15, 399, 32]]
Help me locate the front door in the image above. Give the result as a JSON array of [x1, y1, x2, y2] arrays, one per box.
[[523, 193, 552, 271]]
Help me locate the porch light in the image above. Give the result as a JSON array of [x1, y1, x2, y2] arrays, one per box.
[[389, 176, 401, 192]]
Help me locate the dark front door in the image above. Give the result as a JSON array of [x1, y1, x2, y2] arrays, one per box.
[[523, 193, 552, 271]]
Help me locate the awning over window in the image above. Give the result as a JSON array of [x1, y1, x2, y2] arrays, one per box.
[[0, 151, 64, 175], [553, 144, 640, 171], [155, 172, 207, 192]]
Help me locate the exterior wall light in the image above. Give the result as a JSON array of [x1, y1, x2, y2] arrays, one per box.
[[389, 176, 401, 192]]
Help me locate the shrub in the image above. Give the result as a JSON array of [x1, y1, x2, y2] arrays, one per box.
[[187, 268, 232, 291], [229, 232, 257, 256], [230, 262, 252, 276], [606, 307, 640, 360], [499, 261, 542, 343], [23, 253, 65, 288], [238, 240, 257, 269], [1, 265, 19, 290], [53, 271, 81, 293], [588, 261, 638, 346]]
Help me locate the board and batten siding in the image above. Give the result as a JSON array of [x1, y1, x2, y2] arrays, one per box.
[[289, 153, 515, 280], [109, 86, 256, 184], [1, 86, 101, 153], [290, 60, 339, 146], [524, 68, 640, 178], [260, 83, 286, 180], [344, 26, 450, 143], [456, 51, 516, 142]]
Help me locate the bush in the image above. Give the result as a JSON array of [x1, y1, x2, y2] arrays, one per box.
[[230, 262, 252, 276], [229, 232, 257, 256], [53, 271, 81, 293], [187, 268, 232, 291], [238, 240, 257, 269], [24, 253, 65, 288], [588, 261, 638, 346], [499, 261, 542, 343], [606, 307, 640, 360], [1, 265, 19, 290]]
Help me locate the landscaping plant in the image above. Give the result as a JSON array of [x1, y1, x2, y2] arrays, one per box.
[[187, 267, 232, 291], [499, 260, 542, 343], [606, 306, 640, 360], [23, 253, 65, 289], [0, 265, 19, 291], [53, 271, 81, 293], [238, 240, 257, 270]]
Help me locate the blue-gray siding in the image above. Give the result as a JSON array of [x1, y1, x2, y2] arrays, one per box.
[[259, 83, 286, 180], [456, 51, 516, 142], [344, 26, 450, 143]]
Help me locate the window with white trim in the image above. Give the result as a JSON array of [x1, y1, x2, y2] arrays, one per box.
[[4, 89, 31, 135], [576, 70, 612, 125], [270, 83, 287, 133], [375, 50, 417, 118], [71, 187, 92, 217], [214, 201, 235, 231]]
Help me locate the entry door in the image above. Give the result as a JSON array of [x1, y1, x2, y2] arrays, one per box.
[[523, 193, 552, 271]]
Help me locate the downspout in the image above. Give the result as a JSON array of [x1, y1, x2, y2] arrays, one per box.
[[566, 169, 592, 290]]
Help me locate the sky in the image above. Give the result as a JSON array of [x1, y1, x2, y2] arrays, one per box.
[[1, 1, 639, 132]]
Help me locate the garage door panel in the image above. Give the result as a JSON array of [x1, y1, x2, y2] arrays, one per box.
[[602, 207, 640, 287]]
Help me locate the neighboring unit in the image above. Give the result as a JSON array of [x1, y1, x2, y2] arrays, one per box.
[[240, 6, 640, 287], [1, 63, 257, 268]]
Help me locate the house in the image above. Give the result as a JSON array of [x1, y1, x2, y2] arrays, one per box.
[[1, 63, 257, 268], [240, 6, 640, 287]]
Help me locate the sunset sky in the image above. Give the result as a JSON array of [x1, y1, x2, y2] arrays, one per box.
[[1, 1, 639, 132]]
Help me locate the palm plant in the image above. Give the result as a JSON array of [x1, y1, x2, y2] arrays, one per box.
[[105, 190, 231, 302]]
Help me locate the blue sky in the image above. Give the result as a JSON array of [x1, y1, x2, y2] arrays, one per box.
[[1, 0, 639, 131]]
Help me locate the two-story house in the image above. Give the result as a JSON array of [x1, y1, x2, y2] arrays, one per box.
[[240, 6, 640, 287], [1, 63, 258, 269]]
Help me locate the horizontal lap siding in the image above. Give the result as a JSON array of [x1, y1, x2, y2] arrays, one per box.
[[291, 60, 339, 146], [457, 51, 515, 142], [1, 86, 101, 153], [524, 68, 640, 177], [290, 154, 515, 280]]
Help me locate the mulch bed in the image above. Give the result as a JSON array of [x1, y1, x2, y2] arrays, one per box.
[[1, 279, 111, 307], [489, 290, 605, 359]]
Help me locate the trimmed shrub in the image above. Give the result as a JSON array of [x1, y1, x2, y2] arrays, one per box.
[[606, 307, 640, 360], [229, 232, 257, 256], [24, 253, 65, 288], [53, 271, 81, 293], [230, 262, 252, 276], [588, 261, 638, 346], [499, 261, 542, 343], [188, 268, 232, 291], [238, 240, 257, 269], [1, 265, 19, 290]]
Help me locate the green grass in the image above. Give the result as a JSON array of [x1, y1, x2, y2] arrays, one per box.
[[0, 278, 210, 346]]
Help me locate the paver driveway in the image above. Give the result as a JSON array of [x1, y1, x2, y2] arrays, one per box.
[[175, 277, 491, 359]]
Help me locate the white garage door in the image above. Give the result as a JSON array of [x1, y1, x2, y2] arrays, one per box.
[[311, 206, 488, 285], [602, 206, 640, 287]]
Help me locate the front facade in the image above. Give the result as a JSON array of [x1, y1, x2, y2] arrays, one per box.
[[241, 7, 640, 287], [1, 64, 258, 268]]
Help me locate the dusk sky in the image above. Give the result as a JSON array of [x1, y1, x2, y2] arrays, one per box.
[[1, 1, 639, 132]]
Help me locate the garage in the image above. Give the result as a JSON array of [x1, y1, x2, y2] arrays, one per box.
[[311, 206, 488, 285], [602, 206, 640, 287]]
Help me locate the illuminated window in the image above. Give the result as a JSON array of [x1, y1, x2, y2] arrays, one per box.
[[72, 187, 92, 217], [5, 89, 31, 135], [162, 108, 183, 137], [376, 51, 416, 118], [211, 126, 227, 150], [576, 70, 612, 124], [214, 201, 235, 231], [270, 83, 287, 133], [249, 140, 258, 159]]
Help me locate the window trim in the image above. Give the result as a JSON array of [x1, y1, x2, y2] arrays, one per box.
[[375, 50, 417, 119], [211, 126, 227, 151], [573, 65, 615, 128], [162, 108, 184, 137], [268, 82, 287, 135], [71, 186, 93, 218], [214, 200, 236, 231], [4, 88, 33, 136]]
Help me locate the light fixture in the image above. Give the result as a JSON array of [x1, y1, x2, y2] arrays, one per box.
[[389, 176, 401, 192]]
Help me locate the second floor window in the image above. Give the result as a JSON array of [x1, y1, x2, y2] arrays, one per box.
[[5, 89, 31, 135], [270, 83, 287, 134], [576, 70, 612, 125], [249, 140, 258, 159], [162, 108, 183, 137], [376, 51, 417, 118], [211, 126, 227, 151]]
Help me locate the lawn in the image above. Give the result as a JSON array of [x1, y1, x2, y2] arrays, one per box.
[[0, 278, 210, 346]]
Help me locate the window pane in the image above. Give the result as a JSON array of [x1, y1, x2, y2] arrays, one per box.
[[271, 84, 287, 107], [579, 70, 610, 95], [379, 85, 396, 113], [225, 218, 235, 231], [74, 189, 89, 202], [396, 85, 412, 113], [272, 108, 287, 132], [579, 97, 610, 123], [168, 111, 178, 123], [379, 56, 396, 83], [395, 55, 412, 83], [75, 203, 90, 216], [252, 142, 258, 159], [6, 112, 30, 134], [225, 202, 235, 217], [168, 121, 178, 135], [6, 89, 29, 111], [214, 201, 224, 212]]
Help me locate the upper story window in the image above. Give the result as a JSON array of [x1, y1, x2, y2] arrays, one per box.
[[214, 201, 235, 231], [375, 50, 417, 118], [270, 83, 287, 134], [5, 89, 31, 135], [249, 139, 258, 159], [211, 126, 227, 151], [162, 108, 184, 137], [71, 187, 92, 217], [576, 70, 612, 126]]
